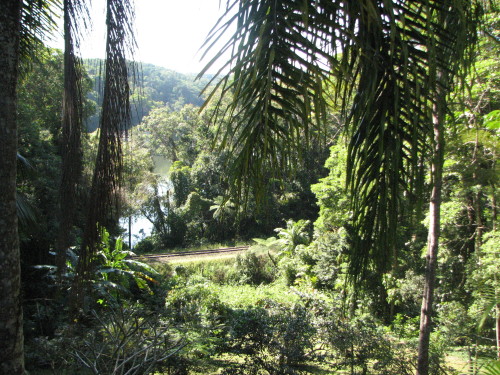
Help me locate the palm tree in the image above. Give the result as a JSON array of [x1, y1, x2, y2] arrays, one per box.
[[0, 3, 24, 373], [56, 0, 88, 275], [0, 0, 59, 371], [274, 219, 311, 257], [200, 1, 481, 373], [1, 0, 135, 367], [75, 0, 135, 309]]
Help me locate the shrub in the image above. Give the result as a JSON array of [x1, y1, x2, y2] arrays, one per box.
[[278, 256, 300, 286], [165, 279, 232, 358], [26, 304, 188, 375], [133, 236, 156, 254], [165, 281, 229, 325], [234, 251, 275, 285], [299, 292, 418, 375], [73, 307, 187, 375], [223, 301, 316, 373]]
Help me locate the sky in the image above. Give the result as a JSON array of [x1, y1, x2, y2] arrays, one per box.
[[49, 0, 228, 74]]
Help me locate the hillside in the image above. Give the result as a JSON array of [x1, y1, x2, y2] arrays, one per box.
[[84, 59, 211, 131]]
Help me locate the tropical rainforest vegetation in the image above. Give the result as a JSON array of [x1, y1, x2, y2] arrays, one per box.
[[0, 0, 499, 375]]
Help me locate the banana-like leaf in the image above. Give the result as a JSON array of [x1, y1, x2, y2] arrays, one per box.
[[94, 280, 129, 295], [122, 259, 159, 275]]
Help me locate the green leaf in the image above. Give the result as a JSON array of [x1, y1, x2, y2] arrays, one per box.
[[200, 0, 482, 283], [481, 361, 500, 375], [122, 259, 159, 275], [484, 110, 500, 130]]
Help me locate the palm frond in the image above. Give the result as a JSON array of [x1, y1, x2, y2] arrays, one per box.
[[16, 191, 37, 228], [481, 361, 500, 375], [16, 153, 34, 176], [343, 0, 481, 280], [477, 284, 500, 330], [201, 0, 482, 281], [16, 154, 37, 229], [19, 0, 60, 76], [201, 0, 334, 202]]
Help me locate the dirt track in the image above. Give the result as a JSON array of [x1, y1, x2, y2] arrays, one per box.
[[132, 246, 249, 263]]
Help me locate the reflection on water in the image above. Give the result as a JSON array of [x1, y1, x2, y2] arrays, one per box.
[[121, 155, 172, 248], [152, 155, 172, 176]]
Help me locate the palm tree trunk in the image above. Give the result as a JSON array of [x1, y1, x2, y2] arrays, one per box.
[[57, 0, 84, 276], [416, 79, 445, 375], [72, 0, 133, 314], [0, 1, 24, 374], [129, 215, 132, 250]]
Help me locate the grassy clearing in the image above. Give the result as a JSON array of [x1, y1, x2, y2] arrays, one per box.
[[214, 281, 300, 308], [445, 347, 496, 374], [151, 253, 238, 274], [164, 250, 245, 264]]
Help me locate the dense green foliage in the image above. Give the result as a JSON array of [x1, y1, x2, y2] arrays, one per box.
[[128, 97, 330, 251], [84, 61, 211, 131], [11, 7, 500, 375]]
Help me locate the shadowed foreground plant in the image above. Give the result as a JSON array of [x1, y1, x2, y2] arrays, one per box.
[[73, 306, 187, 375], [94, 228, 159, 301]]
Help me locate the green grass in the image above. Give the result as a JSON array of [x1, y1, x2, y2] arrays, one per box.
[[165, 250, 244, 264], [446, 347, 497, 374], [214, 281, 300, 307]]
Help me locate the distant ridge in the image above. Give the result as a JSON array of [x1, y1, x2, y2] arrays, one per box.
[[83, 59, 212, 131]]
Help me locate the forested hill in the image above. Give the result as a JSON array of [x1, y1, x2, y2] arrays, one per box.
[[84, 59, 211, 131]]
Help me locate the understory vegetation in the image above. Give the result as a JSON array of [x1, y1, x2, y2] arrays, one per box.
[[24, 229, 500, 374]]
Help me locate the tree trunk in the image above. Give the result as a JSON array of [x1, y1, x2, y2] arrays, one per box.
[[416, 81, 445, 375], [495, 296, 500, 361], [129, 215, 132, 250], [0, 2, 24, 374], [492, 183, 497, 232], [57, 0, 84, 276], [494, 184, 499, 359], [72, 0, 132, 315]]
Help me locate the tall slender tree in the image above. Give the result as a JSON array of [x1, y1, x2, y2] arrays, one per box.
[[0, 3, 24, 373], [415, 4, 477, 372], [56, 0, 88, 275], [0, 0, 58, 371], [200, 1, 481, 373], [74, 0, 134, 306]]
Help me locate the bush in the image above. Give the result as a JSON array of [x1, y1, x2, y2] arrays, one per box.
[[165, 281, 229, 325], [298, 292, 419, 375], [26, 304, 188, 375], [164, 278, 233, 358], [223, 301, 316, 373], [74, 307, 187, 375], [279, 256, 300, 286], [133, 236, 156, 254], [234, 252, 275, 285]]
